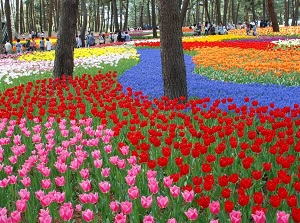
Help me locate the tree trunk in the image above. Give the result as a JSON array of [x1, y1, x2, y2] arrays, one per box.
[[223, 0, 229, 25], [236, 1, 240, 25], [284, 0, 289, 26], [0, 0, 4, 18], [215, 0, 221, 23], [106, 1, 110, 33], [56, 0, 61, 31], [119, 0, 123, 30], [151, 0, 157, 37], [110, 0, 113, 31], [123, 0, 129, 30], [139, 0, 145, 29], [196, 0, 199, 23], [53, 0, 78, 79], [95, 0, 100, 31], [0, 9, 3, 51], [180, 0, 189, 27], [294, 0, 299, 26], [268, 0, 279, 31], [204, 0, 210, 22], [15, 0, 19, 33], [20, 0, 24, 33], [43, 0, 46, 32], [158, 0, 187, 100], [147, 0, 151, 27], [231, 0, 235, 23], [5, 0, 12, 43], [80, 0, 87, 47], [134, 0, 137, 28], [112, 0, 119, 31], [263, 0, 266, 20], [252, 0, 256, 21], [39, 0, 43, 32], [48, 0, 53, 36], [100, 3, 105, 32]]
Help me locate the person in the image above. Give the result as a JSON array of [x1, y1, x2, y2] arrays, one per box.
[[31, 38, 37, 51], [25, 39, 31, 51], [114, 32, 118, 43], [210, 24, 216, 35], [5, 40, 12, 54], [99, 33, 105, 45], [245, 20, 250, 35], [252, 23, 257, 36], [40, 37, 45, 51], [15, 39, 23, 54], [121, 31, 126, 42], [193, 24, 201, 36], [46, 38, 52, 51], [109, 32, 114, 43], [90, 33, 95, 46], [125, 32, 131, 41], [204, 22, 210, 35], [76, 35, 82, 48], [217, 22, 225, 35]]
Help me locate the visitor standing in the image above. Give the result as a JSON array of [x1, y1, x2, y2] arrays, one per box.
[[76, 35, 82, 48], [245, 20, 250, 35], [15, 39, 23, 54], [217, 22, 225, 35], [5, 40, 12, 54], [46, 38, 52, 51], [125, 32, 131, 41], [31, 38, 37, 51], [40, 37, 45, 51]]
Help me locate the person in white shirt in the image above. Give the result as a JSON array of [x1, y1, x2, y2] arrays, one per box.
[[5, 40, 12, 54], [46, 38, 52, 51]]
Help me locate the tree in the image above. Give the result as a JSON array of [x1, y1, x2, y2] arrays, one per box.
[[151, 0, 157, 38], [0, 9, 3, 53], [53, 0, 79, 79], [268, 0, 279, 31], [180, 0, 189, 26], [80, 0, 87, 47], [158, 0, 187, 100], [4, 0, 12, 43], [112, 0, 119, 31]]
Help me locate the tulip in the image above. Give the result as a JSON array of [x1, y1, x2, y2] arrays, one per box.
[[148, 178, 159, 194], [15, 199, 27, 212], [99, 181, 111, 193], [110, 201, 119, 212], [251, 210, 266, 223], [59, 202, 73, 221], [10, 210, 21, 223], [121, 200, 132, 215], [38, 208, 52, 223], [182, 190, 194, 203], [170, 185, 180, 197], [277, 211, 290, 223], [209, 201, 220, 215], [184, 208, 198, 220], [141, 195, 153, 209], [230, 210, 242, 223], [128, 186, 140, 200], [115, 213, 126, 223], [167, 218, 177, 223], [157, 195, 169, 209], [163, 176, 173, 188], [82, 209, 94, 222], [210, 220, 219, 223], [79, 179, 92, 192], [101, 168, 110, 177], [143, 215, 155, 223]]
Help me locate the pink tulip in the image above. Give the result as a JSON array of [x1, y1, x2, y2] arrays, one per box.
[[15, 199, 27, 212], [127, 156, 137, 165], [4, 166, 13, 175], [59, 202, 73, 221], [41, 179, 52, 190], [79, 193, 89, 204], [20, 177, 31, 187], [54, 192, 65, 203], [88, 192, 98, 204], [209, 201, 220, 215], [143, 215, 155, 223], [110, 201, 119, 212], [251, 210, 266, 223], [38, 208, 52, 223], [146, 170, 157, 179], [170, 185, 180, 197], [128, 186, 140, 200], [55, 176, 66, 187], [104, 145, 112, 154], [230, 210, 242, 223], [141, 195, 153, 209], [99, 181, 111, 193], [79, 179, 92, 192], [115, 213, 126, 223], [167, 218, 177, 223], [8, 175, 18, 184], [276, 211, 290, 223], [54, 162, 67, 173], [117, 159, 126, 169], [76, 204, 82, 212], [18, 189, 30, 201], [210, 220, 219, 223], [109, 156, 119, 165], [148, 178, 159, 194], [163, 176, 173, 188], [185, 208, 198, 220], [101, 168, 110, 177], [0, 178, 9, 187], [10, 210, 21, 223], [132, 165, 141, 174], [82, 209, 94, 222], [94, 159, 103, 168], [125, 175, 136, 186], [182, 190, 194, 203], [121, 200, 132, 215], [91, 150, 101, 159], [157, 195, 169, 209], [40, 195, 53, 207], [8, 155, 18, 164], [79, 168, 90, 179], [119, 145, 129, 156]]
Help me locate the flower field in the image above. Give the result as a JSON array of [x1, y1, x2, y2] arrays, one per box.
[[0, 31, 300, 223]]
